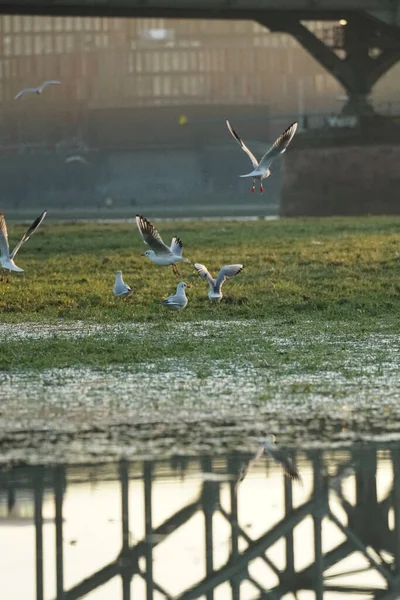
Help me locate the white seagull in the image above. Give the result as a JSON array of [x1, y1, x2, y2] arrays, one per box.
[[194, 263, 243, 301], [136, 215, 190, 276], [237, 435, 301, 489], [259, 434, 301, 481], [113, 271, 133, 298], [15, 80, 61, 100], [226, 120, 298, 193], [65, 155, 88, 165], [160, 282, 189, 311], [0, 210, 47, 273]]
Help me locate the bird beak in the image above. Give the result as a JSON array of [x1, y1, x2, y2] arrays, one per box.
[[141, 253, 145, 256], [185, 284, 191, 288]]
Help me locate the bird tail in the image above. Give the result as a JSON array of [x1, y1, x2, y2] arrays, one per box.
[[239, 170, 263, 178]]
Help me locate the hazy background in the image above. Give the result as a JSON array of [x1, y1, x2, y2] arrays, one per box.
[[1, 15, 400, 218]]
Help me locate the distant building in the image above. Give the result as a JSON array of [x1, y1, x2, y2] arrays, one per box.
[[0, 15, 398, 146]]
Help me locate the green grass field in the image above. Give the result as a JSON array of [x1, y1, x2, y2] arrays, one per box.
[[1, 216, 400, 370], [1, 216, 400, 461], [2, 216, 400, 319]]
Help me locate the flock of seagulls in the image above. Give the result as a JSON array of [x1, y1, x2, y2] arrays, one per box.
[[3, 79, 299, 310], [4, 81, 302, 475], [113, 215, 244, 310]]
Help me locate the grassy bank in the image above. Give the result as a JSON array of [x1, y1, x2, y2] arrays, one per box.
[[1, 216, 400, 370], [1, 216, 400, 458], [1, 216, 400, 323]]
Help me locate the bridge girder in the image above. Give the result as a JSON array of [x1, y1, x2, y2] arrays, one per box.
[[2, 1, 400, 116], [262, 13, 400, 116], [0, 1, 399, 26]]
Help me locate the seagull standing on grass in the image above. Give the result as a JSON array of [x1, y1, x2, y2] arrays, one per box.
[[113, 271, 133, 298], [15, 81, 61, 100], [160, 282, 190, 311], [136, 215, 190, 276], [226, 120, 298, 193], [194, 263, 243, 301], [0, 210, 47, 274]]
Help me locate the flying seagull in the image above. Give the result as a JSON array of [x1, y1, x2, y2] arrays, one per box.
[[237, 434, 301, 489], [0, 210, 47, 273], [226, 120, 298, 193], [160, 282, 190, 311], [15, 80, 61, 100], [113, 271, 133, 298], [260, 434, 301, 481], [194, 263, 243, 301], [136, 215, 190, 276], [65, 155, 88, 165]]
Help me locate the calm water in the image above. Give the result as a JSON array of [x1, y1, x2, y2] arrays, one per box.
[[1, 442, 399, 600]]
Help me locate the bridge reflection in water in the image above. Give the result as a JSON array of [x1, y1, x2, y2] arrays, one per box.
[[1, 443, 400, 599]]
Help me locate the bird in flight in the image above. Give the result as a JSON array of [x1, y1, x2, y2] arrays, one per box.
[[226, 120, 298, 193], [194, 263, 243, 302], [236, 434, 301, 490], [15, 80, 61, 100], [65, 155, 88, 165], [136, 215, 190, 276], [261, 434, 302, 481], [0, 210, 47, 273]]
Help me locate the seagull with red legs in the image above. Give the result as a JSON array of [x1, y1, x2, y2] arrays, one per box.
[[226, 120, 298, 193]]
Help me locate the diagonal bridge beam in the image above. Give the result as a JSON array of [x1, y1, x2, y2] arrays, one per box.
[[259, 14, 400, 116]]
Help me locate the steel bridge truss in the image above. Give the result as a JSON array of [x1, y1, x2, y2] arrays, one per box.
[[2, 446, 400, 599]]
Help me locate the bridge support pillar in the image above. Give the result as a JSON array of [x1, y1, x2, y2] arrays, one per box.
[[259, 16, 400, 117]]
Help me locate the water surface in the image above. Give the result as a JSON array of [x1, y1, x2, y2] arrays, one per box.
[[1, 442, 399, 599]]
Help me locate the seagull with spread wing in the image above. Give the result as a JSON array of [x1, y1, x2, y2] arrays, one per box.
[[226, 120, 298, 193], [136, 215, 190, 276], [0, 210, 47, 273], [15, 80, 60, 100], [237, 434, 301, 489], [260, 434, 302, 481], [194, 263, 243, 301]]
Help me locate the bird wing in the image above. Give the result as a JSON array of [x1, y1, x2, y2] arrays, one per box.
[[236, 445, 265, 489], [215, 264, 243, 290], [268, 446, 301, 481], [194, 263, 216, 288], [226, 120, 259, 169], [10, 210, 47, 259], [0, 213, 10, 258], [161, 295, 177, 305], [65, 155, 87, 164], [170, 236, 183, 256], [258, 122, 298, 169], [279, 455, 301, 481], [14, 88, 37, 99], [40, 80, 61, 91], [136, 215, 171, 255]]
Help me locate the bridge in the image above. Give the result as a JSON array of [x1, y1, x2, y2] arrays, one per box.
[[3, 0, 400, 116], [2, 445, 400, 599]]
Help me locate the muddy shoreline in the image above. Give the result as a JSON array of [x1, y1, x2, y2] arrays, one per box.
[[2, 409, 400, 467]]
